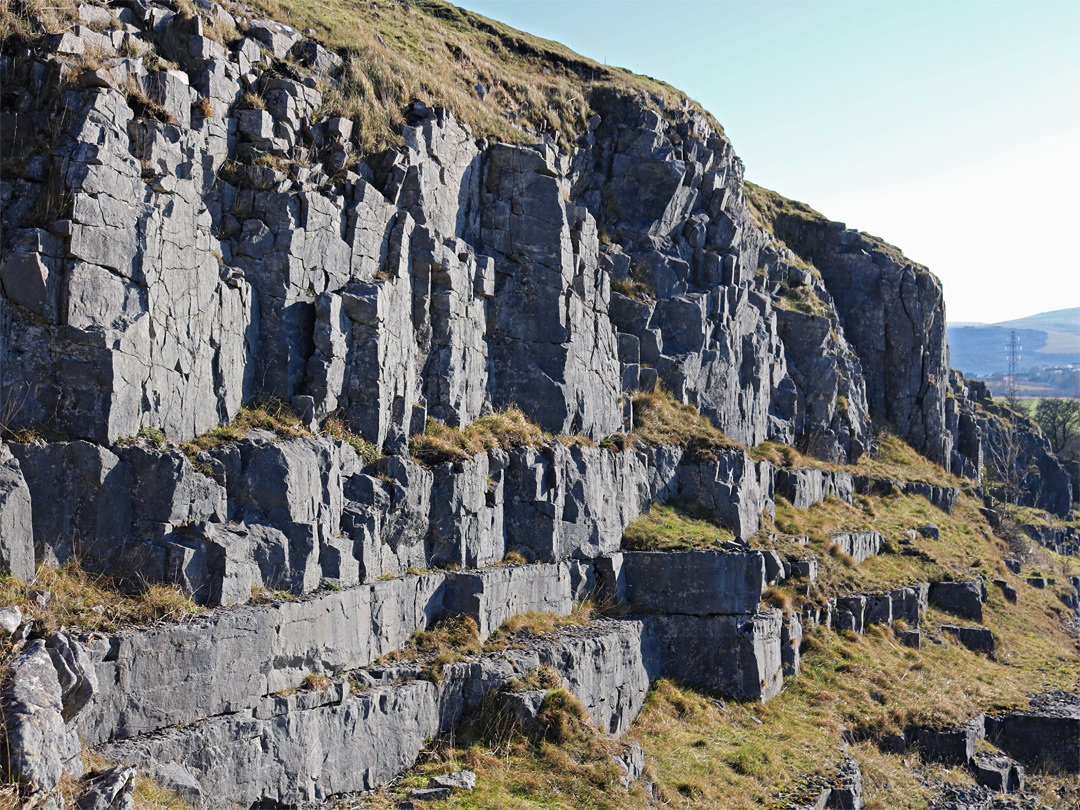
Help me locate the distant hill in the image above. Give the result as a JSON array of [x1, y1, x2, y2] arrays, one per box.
[[948, 307, 1079, 378]]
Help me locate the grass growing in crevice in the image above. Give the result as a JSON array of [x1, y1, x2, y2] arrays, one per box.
[[621, 500, 735, 551], [409, 407, 544, 466], [80, 750, 196, 810], [0, 562, 201, 633], [776, 278, 830, 318]]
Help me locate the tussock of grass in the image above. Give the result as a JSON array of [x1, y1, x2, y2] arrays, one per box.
[[379, 615, 481, 681], [535, 688, 590, 744], [761, 585, 793, 614], [409, 407, 544, 466], [302, 672, 332, 691], [0, 563, 201, 633], [321, 415, 380, 462], [485, 601, 595, 650], [0, 0, 77, 42], [181, 398, 308, 457], [610, 387, 739, 459], [750, 440, 799, 466], [621, 500, 735, 551]]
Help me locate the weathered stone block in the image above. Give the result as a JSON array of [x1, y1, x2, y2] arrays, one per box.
[[622, 550, 766, 616]]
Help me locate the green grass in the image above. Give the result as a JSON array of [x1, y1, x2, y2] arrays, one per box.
[[621, 501, 735, 551]]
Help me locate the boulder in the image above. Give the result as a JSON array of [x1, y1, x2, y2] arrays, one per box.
[[427, 770, 476, 791], [940, 624, 995, 659], [971, 753, 1024, 793], [928, 580, 984, 622], [622, 550, 766, 616]]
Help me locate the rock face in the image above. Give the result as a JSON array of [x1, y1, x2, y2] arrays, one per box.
[[1, 1, 1074, 807], [0, 442, 34, 580]]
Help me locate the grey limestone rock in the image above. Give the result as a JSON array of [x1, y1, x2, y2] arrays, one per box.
[[775, 467, 855, 510], [76, 765, 137, 810], [1, 640, 83, 799], [940, 624, 996, 659], [0, 442, 34, 580], [621, 550, 766, 616], [830, 531, 882, 563], [10, 440, 132, 570], [929, 580, 985, 622], [0, 604, 22, 634], [827, 756, 863, 810], [985, 690, 1079, 772], [915, 716, 985, 766], [428, 770, 476, 791], [781, 611, 803, 676], [482, 143, 622, 440], [612, 741, 645, 787], [245, 19, 303, 59], [677, 450, 774, 540], [646, 610, 784, 702], [971, 754, 1024, 793]]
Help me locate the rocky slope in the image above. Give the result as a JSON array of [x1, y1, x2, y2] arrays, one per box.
[[0, 1, 1077, 809]]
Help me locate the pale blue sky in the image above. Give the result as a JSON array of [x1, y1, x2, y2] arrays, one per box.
[[455, 0, 1080, 324]]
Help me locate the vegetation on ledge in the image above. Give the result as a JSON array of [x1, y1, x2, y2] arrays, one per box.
[[0, 562, 202, 633], [409, 407, 545, 466], [607, 387, 741, 459], [621, 501, 735, 552]]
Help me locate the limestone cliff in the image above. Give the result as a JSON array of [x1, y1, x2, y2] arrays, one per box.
[[0, 2, 1077, 809]]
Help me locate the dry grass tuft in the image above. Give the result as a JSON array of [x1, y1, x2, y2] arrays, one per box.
[[0, 562, 201, 633], [409, 407, 544, 466], [321, 416, 380, 462], [181, 398, 308, 456], [302, 672, 332, 691], [762, 585, 793, 614], [610, 387, 739, 459]]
